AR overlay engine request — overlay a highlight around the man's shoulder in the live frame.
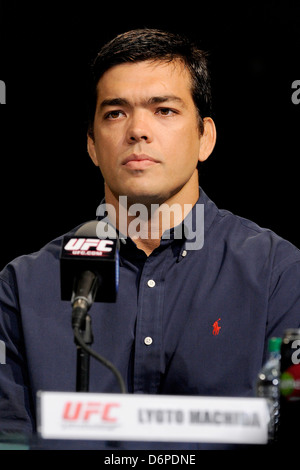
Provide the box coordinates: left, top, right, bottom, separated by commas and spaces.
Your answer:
212, 206, 300, 269
199, 188, 299, 259
0, 222, 89, 286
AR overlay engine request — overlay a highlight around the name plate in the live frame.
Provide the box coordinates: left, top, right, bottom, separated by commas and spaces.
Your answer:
37, 392, 269, 444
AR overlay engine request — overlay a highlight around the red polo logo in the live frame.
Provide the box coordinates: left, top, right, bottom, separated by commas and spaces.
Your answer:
212, 318, 221, 336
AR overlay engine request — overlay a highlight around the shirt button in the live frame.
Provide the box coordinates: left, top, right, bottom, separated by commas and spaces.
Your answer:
144, 336, 153, 346
147, 279, 156, 288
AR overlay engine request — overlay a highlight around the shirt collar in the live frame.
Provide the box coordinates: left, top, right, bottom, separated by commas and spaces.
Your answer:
158, 186, 219, 259
96, 186, 219, 261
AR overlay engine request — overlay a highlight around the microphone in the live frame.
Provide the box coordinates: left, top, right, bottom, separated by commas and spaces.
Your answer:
60, 220, 126, 394
60, 220, 119, 327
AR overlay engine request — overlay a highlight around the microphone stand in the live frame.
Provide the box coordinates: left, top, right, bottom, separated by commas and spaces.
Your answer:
75, 314, 93, 392
71, 275, 127, 394
71, 271, 98, 393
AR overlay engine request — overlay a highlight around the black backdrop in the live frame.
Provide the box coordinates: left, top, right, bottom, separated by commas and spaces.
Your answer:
0, 2, 299, 270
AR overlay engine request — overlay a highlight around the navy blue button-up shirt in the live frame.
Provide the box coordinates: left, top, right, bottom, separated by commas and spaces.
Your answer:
0, 187, 300, 449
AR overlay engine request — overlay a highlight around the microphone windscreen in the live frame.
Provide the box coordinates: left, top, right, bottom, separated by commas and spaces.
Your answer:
75, 220, 99, 237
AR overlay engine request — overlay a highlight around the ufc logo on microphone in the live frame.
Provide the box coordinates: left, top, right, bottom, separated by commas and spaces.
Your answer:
64, 238, 114, 253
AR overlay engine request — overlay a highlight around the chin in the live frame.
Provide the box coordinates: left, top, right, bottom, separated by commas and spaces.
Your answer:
126, 192, 163, 207
118, 181, 160, 202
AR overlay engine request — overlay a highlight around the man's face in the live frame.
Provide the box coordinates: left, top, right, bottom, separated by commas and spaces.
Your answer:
88, 60, 207, 206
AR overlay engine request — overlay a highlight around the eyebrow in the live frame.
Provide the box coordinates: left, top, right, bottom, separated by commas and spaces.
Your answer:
99, 95, 186, 109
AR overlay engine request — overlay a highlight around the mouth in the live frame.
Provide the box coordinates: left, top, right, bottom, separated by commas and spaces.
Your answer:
122, 153, 160, 170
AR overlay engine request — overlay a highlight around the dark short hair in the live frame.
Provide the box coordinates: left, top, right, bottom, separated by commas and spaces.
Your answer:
87, 28, 212, 138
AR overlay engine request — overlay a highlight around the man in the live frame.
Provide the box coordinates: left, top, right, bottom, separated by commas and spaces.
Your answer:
0, 29, 299, 450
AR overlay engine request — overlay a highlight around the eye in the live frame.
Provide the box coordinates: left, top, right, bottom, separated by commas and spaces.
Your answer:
104, 110, 125, 120
156, 108, 177, 116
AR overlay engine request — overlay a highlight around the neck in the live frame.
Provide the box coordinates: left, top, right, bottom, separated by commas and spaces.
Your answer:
104, 172, 199, 256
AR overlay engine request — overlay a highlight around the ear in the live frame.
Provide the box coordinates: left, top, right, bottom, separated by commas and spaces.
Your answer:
198, 117, 217, 163
87, 133, 99, 167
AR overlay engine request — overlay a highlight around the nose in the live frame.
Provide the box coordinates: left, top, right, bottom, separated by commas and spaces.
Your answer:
126, 111, 153, 144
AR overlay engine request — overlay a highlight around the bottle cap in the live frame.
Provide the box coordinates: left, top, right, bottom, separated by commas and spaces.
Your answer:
268, 337, 282, 352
